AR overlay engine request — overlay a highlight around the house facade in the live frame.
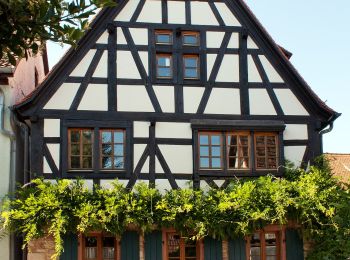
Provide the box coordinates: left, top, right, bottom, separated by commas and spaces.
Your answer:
0, 54, 48, 260
13, 0, 338, 259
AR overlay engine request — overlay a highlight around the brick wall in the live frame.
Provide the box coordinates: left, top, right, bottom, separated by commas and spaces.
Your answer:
28, 235, 56, 260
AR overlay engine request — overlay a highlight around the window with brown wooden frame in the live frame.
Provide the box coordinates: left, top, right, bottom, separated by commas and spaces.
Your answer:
165, 232, 199, 260
254, 133, 278, 170
156, 54, 173, 78
80, 233, 118, 260
183, 55, 200, 79
246, 230, 282, 260
227, 132, 250, 170
155, 30, 173, 45
100, 130, 125, 170
68, 128, 93, 170
182, 31, 200, 46
198, 132, 223, 169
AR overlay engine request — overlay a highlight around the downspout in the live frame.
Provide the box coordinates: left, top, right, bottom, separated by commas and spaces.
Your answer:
319, 114, 338, 154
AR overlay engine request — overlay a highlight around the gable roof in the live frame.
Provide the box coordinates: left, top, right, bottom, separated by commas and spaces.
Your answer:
13, 0, 340, 128
325, 153, 350, 184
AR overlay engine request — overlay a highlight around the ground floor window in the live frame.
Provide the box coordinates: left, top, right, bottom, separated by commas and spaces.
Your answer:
164, 231, 200, 260
81, 233, 117, 260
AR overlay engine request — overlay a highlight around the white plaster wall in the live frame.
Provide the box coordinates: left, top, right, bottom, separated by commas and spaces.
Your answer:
274, 89, 309, 115
130, 28, 148, 45
134, 121, 150, 138
153, 86, 174, 113
168, 1, 186, 24
259, 55, 284, 83
115, 0, 140, 21
227, 33, 239, 48
117, 27, 127, 44
183, 87, 205, 114
213, 180, 225, 188
248, 55, 262, 82
93, 51, 108, 78
155, 179, 172, 194
117, 51, 141, 79
214, 2, 241, 26
207, 54, 217, 80
155, 157, 164, 173
199, 180, 211, 193
137, 0, 162, 23
284, 146, 306, 167
191, 1, 218, 25
43, 83, 80, 110
247, 36, 259, 49
117, 85, 154, 112
206, 31, 225, 48
139, 51, 149, 75
47, 144, 60, 170
43, 157, 52, 174
78, 84, 108, 111
155, 122, 192, 139
249, 89, 276, 115
205, 88, 240, 114
70, 50, 95, 77
134, 144, 147, 170
176, 180, 192, 189
158, 145, 193, 174
216, 54, 240, 82
44, 119, 60, 137
97, 31, 109, 44
141, 157, 149, 173
284, 124, 308, 140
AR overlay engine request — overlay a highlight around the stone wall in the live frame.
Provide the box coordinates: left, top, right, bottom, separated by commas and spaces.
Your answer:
28, 235, 56, 260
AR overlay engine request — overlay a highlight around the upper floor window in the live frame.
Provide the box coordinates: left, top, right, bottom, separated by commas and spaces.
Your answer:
156, 54, 173, 78
100, 130, 125, 170
182, 31, 200, 46
155, 30, 173, 45
183, 55, 200, 79
247, 231, 281, 260
227, 132, 250, 170
255, 133, 278, 169
199, 132, 222, 169
68, 129, 93, 170
165, 232, 199, 260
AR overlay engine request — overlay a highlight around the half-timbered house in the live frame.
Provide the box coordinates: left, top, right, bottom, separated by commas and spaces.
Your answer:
13, 0, 339, 259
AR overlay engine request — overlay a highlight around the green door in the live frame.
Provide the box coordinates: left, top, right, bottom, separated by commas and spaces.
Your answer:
228, 238, 246, 260
60, 233, 78, 260
145, 231, 162, 260
286, 229, 304, 260
204, 237, 223, 260
121, 231, 140, 260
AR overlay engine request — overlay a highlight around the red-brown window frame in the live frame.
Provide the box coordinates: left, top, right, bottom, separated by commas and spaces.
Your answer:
78, 232, 118, 260
226, 131, 250, 170
182, 31, 200, 46
100, 129, 126, 170
156, 53, 173, 79
254, 132, 279, 170
183, 54, 200, 79
68, 128, 94, 170
155, 30, 173, 45
198, 132, 223, 170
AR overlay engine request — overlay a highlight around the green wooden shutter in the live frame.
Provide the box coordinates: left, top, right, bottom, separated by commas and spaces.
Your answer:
204, 237, 222, 260
145, 231, 162, 260
286, 229, 304, 260
228, 237, 246, 260
121, 231, 140, 260
60, 233, 78, 260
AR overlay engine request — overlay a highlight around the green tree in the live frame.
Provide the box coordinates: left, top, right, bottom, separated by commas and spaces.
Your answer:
0, 0, 115, 65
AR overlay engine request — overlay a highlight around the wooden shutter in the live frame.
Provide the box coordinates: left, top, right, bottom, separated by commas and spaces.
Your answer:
121, 231, 140, 260
204, 237, 223, 260
228, 237, 246, 260
60, 233, 78, 260
286, 229, 304, 260
145, 231, 162, 260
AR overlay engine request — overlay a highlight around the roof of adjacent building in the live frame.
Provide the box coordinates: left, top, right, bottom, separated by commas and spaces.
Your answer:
325, 153, 350, 183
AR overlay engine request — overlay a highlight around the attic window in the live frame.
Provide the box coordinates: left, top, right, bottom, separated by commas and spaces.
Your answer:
182, 31, 200, 46
155, 30, 173, 45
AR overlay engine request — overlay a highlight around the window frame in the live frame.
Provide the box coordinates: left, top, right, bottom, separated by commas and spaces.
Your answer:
156, 53, 173, 79
182, 31, 200, 46
62, 120, 132, 179
183, 54, 200, 80
68, 128, 94, 170
254, 132, 279, 170
100, 129, 126, 171
226, 131, 251, 170
155, 30, 173, 45
78, 232, 118, 260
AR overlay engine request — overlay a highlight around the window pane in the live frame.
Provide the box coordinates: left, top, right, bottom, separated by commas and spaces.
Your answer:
184, 68, 198, 78
158, 56, 171, 66
83, 144, 92, 156
211, 135, 221, 145
242, 146, 249, 157
158, 67, 171, 77
101, 131, 112, 143
156, 34, 172, 44
71, 157, 80, 168
239, 136, 248, 146
102, 157, 112, 169
266, 256, 277, 260
256, 147, 265, 156
183, 35, 198, 45
211, 158, 221, 168
256, 136, 265, 146
267, 158, 277, 168
200, 158, 209, 168
114, 131, 124, 143
114, 157, 124, 169
114, 144, 124, 156
240, 158, 249, 169
103, 237, 115, 260
256, 158, 266, 169
212, 146, 221, 157
199, 135, 209, 145
228, 146, 238, 157
71, 144, 80, 155
200, 146, 209, 156
167, 234, 180, 257
184, 57, 197, 67
85, 236, 97, 260
71, 131, 80, 142
83, 157, 92, 168
228, 135, 237, 145
228, 157, 238, 168
82, 130, 92, 143
102, 144, 112, 156
267, 136, 276, 145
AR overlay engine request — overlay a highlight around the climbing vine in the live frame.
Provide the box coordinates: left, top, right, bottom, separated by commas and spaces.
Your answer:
1, 159, 349, 259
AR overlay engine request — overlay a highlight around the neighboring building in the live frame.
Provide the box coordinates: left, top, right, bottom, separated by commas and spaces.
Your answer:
0, 54, 48, 259
325, 153, 350, 184
13, 0, 339, 259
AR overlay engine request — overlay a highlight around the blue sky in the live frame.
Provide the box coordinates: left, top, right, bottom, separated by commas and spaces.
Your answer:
47, 0, 349, 153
